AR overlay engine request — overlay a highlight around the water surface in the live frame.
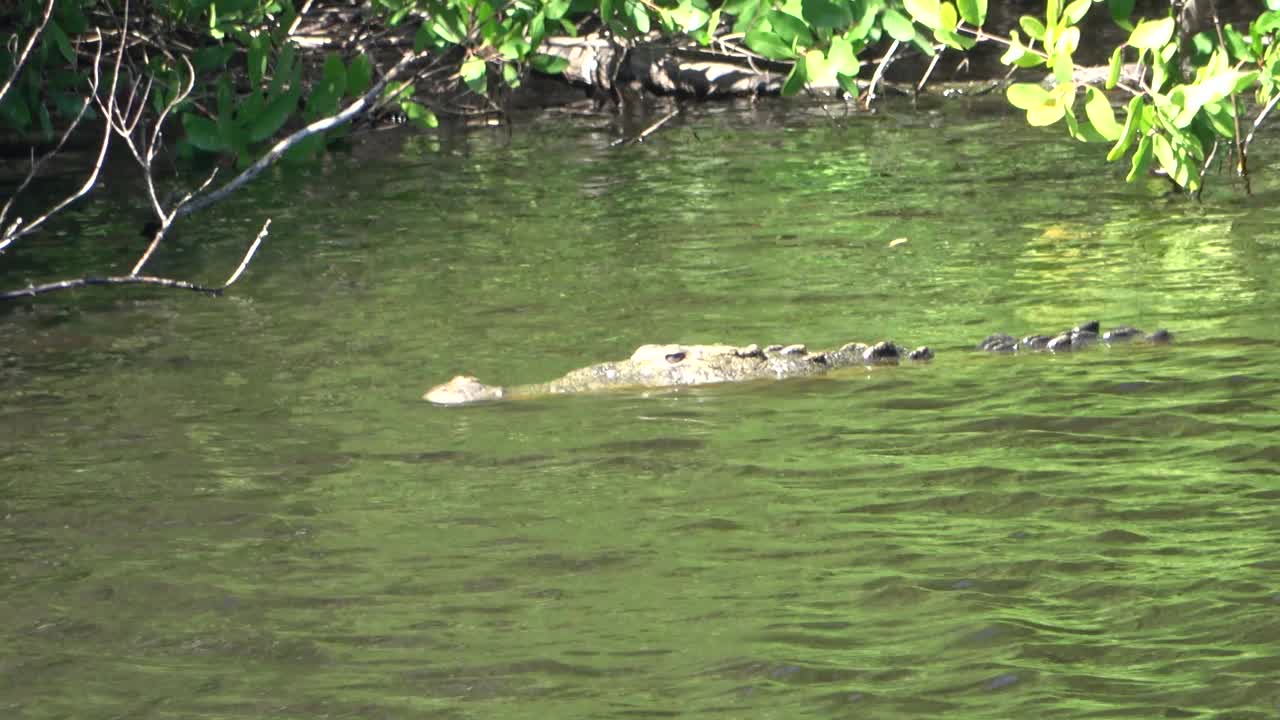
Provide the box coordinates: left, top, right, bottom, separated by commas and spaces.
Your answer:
4, 97, 1280, 719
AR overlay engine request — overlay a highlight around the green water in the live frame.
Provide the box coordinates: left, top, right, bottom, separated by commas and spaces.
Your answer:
4, 98, 1280, 719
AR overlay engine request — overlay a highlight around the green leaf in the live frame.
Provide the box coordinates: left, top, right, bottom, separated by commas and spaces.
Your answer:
1108, 0, 1134, 25
247, 87, 299, 142
1051, 49, 1073, 86
804, 48, 835, 86
744, 29, 797, 59
627, 0, 650, 32
347, 54, 373, 95
904, 0, 941, 30
401, 100, 439, 129
939, 1, 957, 31
1108, 95, 1145, 161
1151, 132, 1177, 177
182, 113, 227, 152
269, 44, 297, 98
1125, 133, 1153, 181
1084, 87, 1121, 140
1007, 83, 1050, 110
194, 45, 236, 73
1128, 17, 1174, 50
461, 57, 487, 94
1019, 15, 1046, 41
848, 0, 880, 39
529, 54, 570, 74
781, 58, 808, 96
545, 0, 572, 20
323, 53, 347, 95
934, 27, 974, 51
827, 35, 860, 76
414, 23, 437, 52
882, 9, 917, 41
838, 74, 859, 96
46, 21, 75, 64
1106, 45, 1123, 88
1201, 101, 1235, 138
1027, 96, 1066, 126
247, 37, 268, 86
671, 1, 712, 33
956, 0, 986, 26
766, 10, 816, 46
802, 0, 853, 29
1222, 24, 1254, 62
1256, 10, 1280, 34
1056, 26, 1080, 55
503, 62, 520, 88
1062, 0, 1090, 25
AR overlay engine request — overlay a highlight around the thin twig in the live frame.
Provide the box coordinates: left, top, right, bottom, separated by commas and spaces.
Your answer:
917, 47, 944, 93
1207, 0, 1248, 193
610, 109, 679, 147
0, 34, 115, 252
0, 275, 229, 300
1244, 90, 1280, 150
1196, 138, 1219, 200
863, 39, 899, 109
222, 220, 270, 287
0, 0, 56, 107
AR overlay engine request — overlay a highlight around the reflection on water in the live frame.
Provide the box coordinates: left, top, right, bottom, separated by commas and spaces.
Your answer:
4, 97, 1280, 719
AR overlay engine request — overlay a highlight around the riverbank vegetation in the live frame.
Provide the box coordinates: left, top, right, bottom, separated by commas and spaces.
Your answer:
3, 0, 1280, 298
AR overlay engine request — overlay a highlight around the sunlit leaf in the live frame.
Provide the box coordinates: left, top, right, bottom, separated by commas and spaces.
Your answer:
882, 9, 917, 41
939, 1, 957, 31
1019, 15, 1046, 41
1085, 86, 1122, 140
1000, 29, 1026, 65
1007, 82, 1050, 110
827, 35, 860, 77
1106, 45, 1124, 88
1062, 0, 1090, 25
1026, 97, 1066, 126
1128, 17, 1174, 50
904, 0, 941, 30
401, 100, 439, 129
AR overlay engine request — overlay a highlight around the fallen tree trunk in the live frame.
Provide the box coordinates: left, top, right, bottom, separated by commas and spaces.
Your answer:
537, 34, 804, 97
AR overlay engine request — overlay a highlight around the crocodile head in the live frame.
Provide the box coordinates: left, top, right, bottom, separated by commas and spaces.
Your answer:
424, 375, 505, 405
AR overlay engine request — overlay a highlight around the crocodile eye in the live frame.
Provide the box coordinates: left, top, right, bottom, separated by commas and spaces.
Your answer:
665, 352, 686, 363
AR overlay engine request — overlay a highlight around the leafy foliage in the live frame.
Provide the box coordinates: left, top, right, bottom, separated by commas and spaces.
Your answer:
4, 0, 1280, 192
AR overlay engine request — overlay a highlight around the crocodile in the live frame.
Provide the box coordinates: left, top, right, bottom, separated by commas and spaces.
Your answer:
424, 340, 933, 405
979, 320, 1173, 353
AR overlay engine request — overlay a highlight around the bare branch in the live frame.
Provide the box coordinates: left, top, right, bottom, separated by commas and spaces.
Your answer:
610, 109, 679, 147
223, 219, 271, 288
863, 39, 900, 110
0, 37, 114, 252
1, 275, 229, 300
173, 49, 431, 221
0, 0, 56, 107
